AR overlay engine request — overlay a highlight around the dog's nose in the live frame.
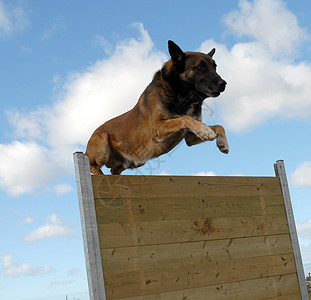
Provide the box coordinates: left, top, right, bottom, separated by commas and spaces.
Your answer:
218, 80, 227, 92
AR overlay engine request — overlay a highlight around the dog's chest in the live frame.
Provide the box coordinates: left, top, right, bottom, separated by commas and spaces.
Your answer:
166, 99, 202, 120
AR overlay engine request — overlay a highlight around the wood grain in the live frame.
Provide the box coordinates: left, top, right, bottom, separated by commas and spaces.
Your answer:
121, 273, 300, 300
104, 253, 297, 299
101, 234, 293, 273
95, 195, 285, 224
87, 174, 302, 299
97, 215, 289, 248
92, 175, 282, 199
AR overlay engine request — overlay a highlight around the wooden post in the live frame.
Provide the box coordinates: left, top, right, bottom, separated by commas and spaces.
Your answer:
73, 152, 106, 300
274, 160, 308, 300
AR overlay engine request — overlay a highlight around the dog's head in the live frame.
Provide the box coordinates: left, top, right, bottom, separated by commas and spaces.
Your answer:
167, 40, 227, 98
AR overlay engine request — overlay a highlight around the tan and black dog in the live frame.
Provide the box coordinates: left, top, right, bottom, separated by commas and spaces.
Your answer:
85, 40, 229, 175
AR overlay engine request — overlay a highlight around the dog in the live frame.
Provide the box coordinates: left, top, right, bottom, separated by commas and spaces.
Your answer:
85, 40, 229, 175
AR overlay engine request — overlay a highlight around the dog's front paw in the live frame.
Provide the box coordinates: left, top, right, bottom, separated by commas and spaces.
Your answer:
217, 135, 229, 154
193, 124, 217, 141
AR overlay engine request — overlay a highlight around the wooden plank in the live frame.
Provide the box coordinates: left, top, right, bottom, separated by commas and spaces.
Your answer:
73, 152, 107, 300
124, 293, 302, 300
263, 293, 301, 300
95, 195, 286, 224
101, 234, 293, 274
121, 273, 300, 300
92, 175, 282, 199
98, 215, 289, 248
104, 253, 297, 299
274, 160, 309, 300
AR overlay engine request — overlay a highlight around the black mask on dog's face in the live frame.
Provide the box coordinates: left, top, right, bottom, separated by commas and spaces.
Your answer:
192, 49, 227, 98
168, 40, 227, 98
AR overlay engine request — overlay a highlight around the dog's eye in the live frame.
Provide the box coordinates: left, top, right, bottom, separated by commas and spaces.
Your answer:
196, 63, 206, 71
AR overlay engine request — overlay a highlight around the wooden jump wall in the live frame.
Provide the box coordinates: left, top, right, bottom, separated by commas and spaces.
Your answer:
74, 152, 308, 300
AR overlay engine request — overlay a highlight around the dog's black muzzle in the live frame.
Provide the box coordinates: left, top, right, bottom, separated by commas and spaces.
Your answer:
195, 75, 227, 97
217, 79, 227, 92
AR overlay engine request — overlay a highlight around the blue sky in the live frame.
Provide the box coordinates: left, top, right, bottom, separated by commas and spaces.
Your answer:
1, 0, 311, 299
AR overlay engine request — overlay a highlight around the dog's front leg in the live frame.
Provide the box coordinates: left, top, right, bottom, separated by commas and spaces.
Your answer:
186, 124, 229, 154
153, 116, 217, 142
209, 125, 229, 154
185, 132, 205, 146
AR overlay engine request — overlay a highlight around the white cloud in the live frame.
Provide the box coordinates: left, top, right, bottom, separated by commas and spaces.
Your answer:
1, 254, 51, 277
157, 171, 171, 176
298, 219, 311, 240
290, 162, 311, 187
54, 183, 74, 196
23, 214, 74, 242
0, 0, 28, 37
41, 19, 65, 40
0, 1, 11, 34
7, 108, 50, 141
223, 0, 307, 57
200, 0, 311, 132
50, 279, 74, 288
0, 142, 58, 196
92, 34, 113, 55
193, 171, 216, 176
67, 268, 82, 277
22, 217, 34, 224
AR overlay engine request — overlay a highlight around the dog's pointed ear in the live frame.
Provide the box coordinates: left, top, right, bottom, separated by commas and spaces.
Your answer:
168, 40, 186, 64
207, 48, 216, 57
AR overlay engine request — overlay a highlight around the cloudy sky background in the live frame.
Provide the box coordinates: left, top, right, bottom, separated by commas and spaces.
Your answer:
0, 0, 311, 299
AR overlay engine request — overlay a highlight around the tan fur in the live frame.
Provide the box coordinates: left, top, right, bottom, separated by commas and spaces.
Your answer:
85, 41, 229, 175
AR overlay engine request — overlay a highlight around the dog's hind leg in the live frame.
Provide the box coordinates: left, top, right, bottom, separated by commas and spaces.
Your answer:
85, 132, 111, 175
111, 166, 125, 175
90, 163, 103, 175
